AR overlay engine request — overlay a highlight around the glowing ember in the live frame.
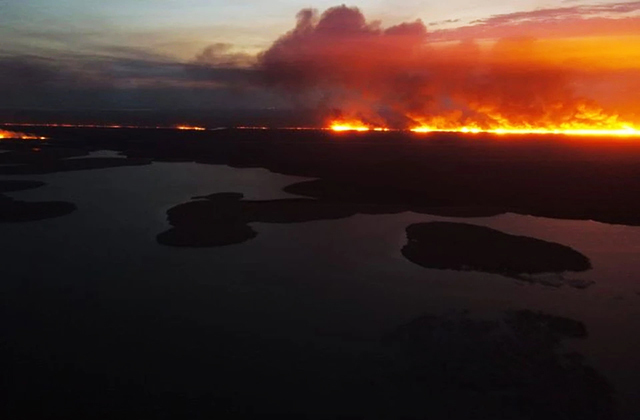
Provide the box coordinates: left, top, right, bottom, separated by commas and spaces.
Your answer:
3, 123, 211, 131
329, 111, 640, 137
4, 121, 640, 138
403, 103, 640, 136
0, 129, 46, 140
329, 120, 390, 132
409, 124, 640, 137
330, 124, 370, 132
175, 125, 206, 131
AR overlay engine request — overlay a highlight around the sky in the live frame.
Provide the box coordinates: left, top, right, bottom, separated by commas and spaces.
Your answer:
2, 1, 633, 59
1, 0, 639, 127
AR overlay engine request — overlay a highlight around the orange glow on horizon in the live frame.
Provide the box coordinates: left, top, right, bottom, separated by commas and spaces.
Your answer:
326, 118, 640, 137
2, 123, 213, 131
0, 129, 46, 140
407, 107, 640, 137
329, 120, 391, 132
328, 117, 640, 137
327, 98, 640, 138
175, 125, 206, 131
408, 125, 640, 137
4, 121, 640, 138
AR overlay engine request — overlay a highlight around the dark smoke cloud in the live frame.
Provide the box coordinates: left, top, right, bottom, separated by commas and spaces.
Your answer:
260, 6, 427, 87
2, 4, 638, 126
0, 50, 264, 110
258, 5, 430, 126
258, 5, 640, 128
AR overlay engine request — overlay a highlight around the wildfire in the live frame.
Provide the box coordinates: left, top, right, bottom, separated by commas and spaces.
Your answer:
409, 125, 640, 137
329, 120, 390, 132
404, 103, 640, 137
328, 112, 640, 137
3, 123, 211, 131
175, 125, 206, 131
0, 129, 46, 140
330, 124, 370, 132
4, 120, 640, 138
408, 117, 640, 137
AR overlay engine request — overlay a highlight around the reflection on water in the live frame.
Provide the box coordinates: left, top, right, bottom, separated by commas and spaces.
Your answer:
65, 150, 126, 159
1, 160, 640, 418
382, 310, 614, 419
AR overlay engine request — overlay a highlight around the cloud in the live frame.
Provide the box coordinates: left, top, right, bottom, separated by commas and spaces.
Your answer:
194, 43, 256, 68
428, 19, 461, 27
259, 6, 427, 87
0, 55, 62, 89
470, 1, 640, 26
0, 49, 263, 110
431, 1, 640, 41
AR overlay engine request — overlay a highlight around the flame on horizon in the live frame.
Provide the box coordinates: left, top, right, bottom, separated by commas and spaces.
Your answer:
175, 125, 206, 131
328, 118, 640, 136
262, 6, 640, 138
327, 100, 640, 136
0, 129, 46, 140
329, 119, 390, 132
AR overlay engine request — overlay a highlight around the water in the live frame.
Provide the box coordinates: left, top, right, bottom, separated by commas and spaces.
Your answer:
2, 160, 639, 418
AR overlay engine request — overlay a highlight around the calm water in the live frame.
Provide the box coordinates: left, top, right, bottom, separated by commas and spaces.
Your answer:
2, 156, 640, 418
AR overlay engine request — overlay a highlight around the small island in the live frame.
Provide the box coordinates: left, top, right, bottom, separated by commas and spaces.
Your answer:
402, 222, 591, 283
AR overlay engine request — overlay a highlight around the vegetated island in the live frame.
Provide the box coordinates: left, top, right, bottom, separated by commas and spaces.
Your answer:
402, 221, 592, 287
0, 180, 76, 222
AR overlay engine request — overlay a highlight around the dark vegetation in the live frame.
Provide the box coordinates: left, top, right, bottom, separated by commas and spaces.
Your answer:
401, 222, 592, 285
0, 141, 150, 175
0, 179, 76, 222
3, 126, 639, 225
0, 137, 148, 221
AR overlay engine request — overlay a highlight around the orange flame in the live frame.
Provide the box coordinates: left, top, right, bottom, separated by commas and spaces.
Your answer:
329, 120, 390, 132
407, 107, 640, 137
329, 103, 640, 137
0, 129, 46, 140
409, 125, 640, 137
2, 123, 211, 131
327, 120, 640, 137
175, 125, 206, 131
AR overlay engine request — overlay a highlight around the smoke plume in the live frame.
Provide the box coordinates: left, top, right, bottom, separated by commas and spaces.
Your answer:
258, 5, 640, 129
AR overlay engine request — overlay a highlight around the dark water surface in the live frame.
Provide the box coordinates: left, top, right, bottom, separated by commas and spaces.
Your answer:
2, 155, 640, 419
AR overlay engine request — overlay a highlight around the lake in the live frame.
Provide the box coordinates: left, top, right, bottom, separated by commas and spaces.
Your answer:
2, 145, 640, 419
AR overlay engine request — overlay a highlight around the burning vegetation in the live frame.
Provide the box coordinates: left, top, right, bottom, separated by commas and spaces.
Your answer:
0, 129, 45, 140
260, 5, 640, 136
